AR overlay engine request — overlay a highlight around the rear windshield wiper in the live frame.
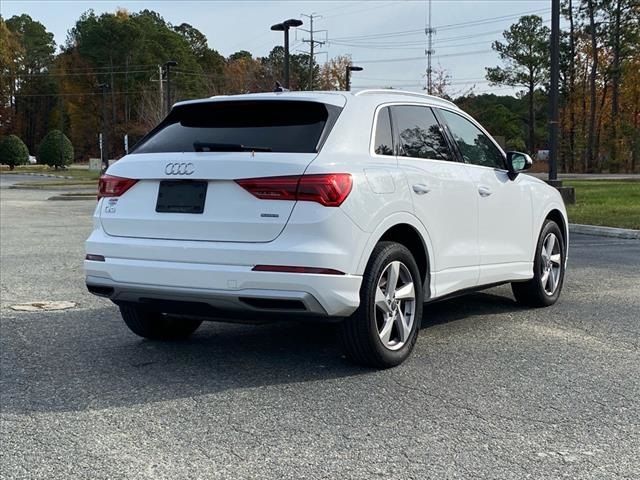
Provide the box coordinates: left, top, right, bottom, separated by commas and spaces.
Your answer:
193, 142, 272, 152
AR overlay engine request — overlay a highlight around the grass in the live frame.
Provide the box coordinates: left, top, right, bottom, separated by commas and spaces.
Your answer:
0, 165, 100, 181
565, 180, 640, 230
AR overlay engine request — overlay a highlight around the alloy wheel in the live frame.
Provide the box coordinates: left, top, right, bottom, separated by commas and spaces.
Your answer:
540, 232, 562, 296
375, 261, 417, 351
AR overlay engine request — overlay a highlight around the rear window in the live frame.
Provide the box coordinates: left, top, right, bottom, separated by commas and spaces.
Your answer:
133, 100, 341, 154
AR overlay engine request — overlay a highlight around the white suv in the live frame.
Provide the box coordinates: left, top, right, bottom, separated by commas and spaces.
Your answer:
85, 90, 568, 368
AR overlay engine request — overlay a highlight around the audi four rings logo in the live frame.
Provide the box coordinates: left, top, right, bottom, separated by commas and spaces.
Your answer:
165, 162, 195, 175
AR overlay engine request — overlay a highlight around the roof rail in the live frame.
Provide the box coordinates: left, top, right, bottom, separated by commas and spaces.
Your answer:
353, 89, 458, 108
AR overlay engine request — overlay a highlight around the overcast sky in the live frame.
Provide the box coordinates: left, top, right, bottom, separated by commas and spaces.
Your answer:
1, 0, 553, 96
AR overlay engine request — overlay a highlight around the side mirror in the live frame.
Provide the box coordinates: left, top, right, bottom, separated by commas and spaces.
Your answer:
506, 151, 533, 180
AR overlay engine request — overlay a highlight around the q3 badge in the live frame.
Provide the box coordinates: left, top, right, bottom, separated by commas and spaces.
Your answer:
104, 198, 118, 214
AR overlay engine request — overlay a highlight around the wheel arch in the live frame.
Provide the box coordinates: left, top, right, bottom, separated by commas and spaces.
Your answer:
357, 213, 434, 299
533, 203, 569, 266
546, 208, 568, 246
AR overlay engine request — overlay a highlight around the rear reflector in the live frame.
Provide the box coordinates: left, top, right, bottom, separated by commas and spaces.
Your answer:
252, 265, 345, 275
236, 173, 352, 207
98, 175, 138, 200
85, 254, 105, 262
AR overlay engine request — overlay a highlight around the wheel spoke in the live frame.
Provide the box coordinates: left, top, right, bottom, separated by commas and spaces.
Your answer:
550, 253, 562, 265
375, 287, 391, 314
541, 248, 549, 261
379, 316, 394, 345
549, 267, 558, 292
541, 269, 550, 289
394, 282, 415, 301
395, 309, 412, 343
386, 262, 401, 297
546, 234, 556, 255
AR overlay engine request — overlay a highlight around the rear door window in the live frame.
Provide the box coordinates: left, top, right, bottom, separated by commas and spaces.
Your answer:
392, 105, 453, 161
133, 100, 341, 154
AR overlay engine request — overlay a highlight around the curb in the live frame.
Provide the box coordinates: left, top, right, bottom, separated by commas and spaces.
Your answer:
4, 172, 75, 179
47, 193, 96, 201
569, 223, 640, 240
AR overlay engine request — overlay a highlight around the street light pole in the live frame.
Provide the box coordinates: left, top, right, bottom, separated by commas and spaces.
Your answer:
549, 0, 560, 182
164, 60, 177, 114
284, 27, 291, 89
271, 19, 303, 89
98, 83, 110, 172
345, 65, 363, 91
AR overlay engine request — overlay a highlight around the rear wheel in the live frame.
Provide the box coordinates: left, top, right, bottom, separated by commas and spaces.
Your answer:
340, 242, 424, 368
119, 303, 202, 340
512, 219, 565, 307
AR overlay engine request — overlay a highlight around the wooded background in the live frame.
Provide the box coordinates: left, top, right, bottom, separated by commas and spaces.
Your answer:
1, 1, 638, 172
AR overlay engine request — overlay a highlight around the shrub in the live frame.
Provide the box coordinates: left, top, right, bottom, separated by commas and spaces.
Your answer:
0, 135, 29, 170
37, 130, 73, 169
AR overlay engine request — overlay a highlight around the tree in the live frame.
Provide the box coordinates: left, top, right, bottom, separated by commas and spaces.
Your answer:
260, 46, 315, 90
318, 55, 352, 90
454, 93, 528, 151
5, 14, 56, 152
37, 130, 73, 169
0, 18, 24, 134
430, 64, 452, 99
174, 23, 225, 93
223, 54, 268, 93
486, 15, 550, 154
0, 134, 29, 169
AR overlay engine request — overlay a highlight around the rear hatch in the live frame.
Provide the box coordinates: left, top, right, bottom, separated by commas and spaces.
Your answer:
100, 98, 343, 243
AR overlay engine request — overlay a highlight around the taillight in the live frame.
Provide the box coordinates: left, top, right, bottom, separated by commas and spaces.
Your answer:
235, 173, 352, 207
98, 175, 138, 200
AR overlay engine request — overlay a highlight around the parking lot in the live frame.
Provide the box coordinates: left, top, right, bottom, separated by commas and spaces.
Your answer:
1, 182, 639, 479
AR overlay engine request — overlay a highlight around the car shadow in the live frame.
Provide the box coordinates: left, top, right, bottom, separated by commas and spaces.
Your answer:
2, 289, 523, 415
421, 290, 523, 328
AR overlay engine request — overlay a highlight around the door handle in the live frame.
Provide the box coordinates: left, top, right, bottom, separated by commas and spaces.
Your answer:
478, 186, 492, 197
412, 184, 431, 195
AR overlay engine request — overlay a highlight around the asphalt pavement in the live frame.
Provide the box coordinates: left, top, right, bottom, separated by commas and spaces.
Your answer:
1, 184, 639, 479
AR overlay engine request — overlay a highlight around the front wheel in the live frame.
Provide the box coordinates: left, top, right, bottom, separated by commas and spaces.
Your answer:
512, 219, 566, 307
340, 242, 424, 368
119, 303, 202, 340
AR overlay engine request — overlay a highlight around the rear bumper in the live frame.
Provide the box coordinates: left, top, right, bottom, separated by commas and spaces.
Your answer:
85, 258, 362, 317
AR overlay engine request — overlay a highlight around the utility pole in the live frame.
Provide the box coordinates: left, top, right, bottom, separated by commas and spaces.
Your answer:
164, 60, 177, 114
549, 0, 560, 182
301, 13, 326, 91
425, 0, 435, 94
98, 83, 110, 172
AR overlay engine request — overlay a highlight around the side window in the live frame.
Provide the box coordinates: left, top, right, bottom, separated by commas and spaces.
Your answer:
374, 107, 394, 155
392, 105, 452, 161
438, 109, 505, 169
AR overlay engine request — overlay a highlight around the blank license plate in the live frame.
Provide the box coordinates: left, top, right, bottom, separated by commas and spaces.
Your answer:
156, 180, 207, 214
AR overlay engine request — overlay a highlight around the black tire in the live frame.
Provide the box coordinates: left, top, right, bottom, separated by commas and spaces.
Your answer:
512, 219, 566, 307
340, 241, 424, 368
119, 303, 202, 340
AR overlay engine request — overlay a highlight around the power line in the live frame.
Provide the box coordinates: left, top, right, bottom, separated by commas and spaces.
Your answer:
328, 7, 551, 42
327, 20, 550, 50
12, 90, 149, 97
353, 49, 493, 64
322, 1, 398, 20
0, 68, 158, 78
